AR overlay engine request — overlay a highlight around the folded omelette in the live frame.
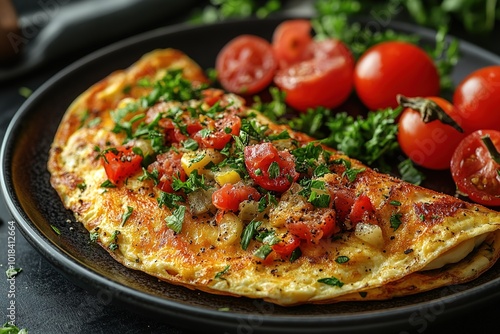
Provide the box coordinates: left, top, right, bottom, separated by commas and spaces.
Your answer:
48, 49, 500, 306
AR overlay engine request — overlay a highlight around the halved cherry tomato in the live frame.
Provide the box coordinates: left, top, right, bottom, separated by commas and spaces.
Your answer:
274, 38, 354, 112
147, 150, 186, 193
216, 35, 277, 95
102, 147, 143, 184
272, 19, 313, 69
212, 183, 261, 211
453, 66, 500, 133
332, 189, 356, 223
451, 130, 500, 206
398, 96, 466, 170
354, 41, 440, 111
193, 113, 241, 150
272, 235, 301, 257
244, 143, 299, 192
349, 194, 375, 225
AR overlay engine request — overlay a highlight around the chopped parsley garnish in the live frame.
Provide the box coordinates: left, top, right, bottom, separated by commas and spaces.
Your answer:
258, 193, 278, 212
100, 180, 116, 188
289, 247, 302, 262
299, 179, 331, 208
166, 205, 186, 234
90, 230, 99, 243
240, 220, 262, 250
109, 230, 121, 251
120, 206, 134, 227
172, 170, 208, 194
157, 191, 184, 210
318, 276, 344, 287
390, 213, 403, 231
50, 225, 61, 235
267, 161, 280, 179
390, 200, 402, 206
215, 265, 230, 280
0, 322, 28, 334
138, 168, 159, 185
253, 244, 273, 259
5, 267, 22, 279
183, 138, 199, 151
335, 256, 350, 264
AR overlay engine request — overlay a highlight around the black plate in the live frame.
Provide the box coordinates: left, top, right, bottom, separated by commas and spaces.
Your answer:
2, 18, 500, 334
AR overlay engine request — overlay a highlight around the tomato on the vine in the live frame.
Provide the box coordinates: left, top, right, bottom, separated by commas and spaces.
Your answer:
354, 41, 440, 111
274, 38, 355, 112
451, 130, 500, 207
215, 35, 277, 95
101, 147, 143, 185
397, 96, 466, 170
244, 142, 299, 192
272, 19, 313, 69
453, 65, 500, 134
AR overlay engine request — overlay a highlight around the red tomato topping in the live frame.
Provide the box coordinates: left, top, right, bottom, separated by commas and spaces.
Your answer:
286, 209, 336, 244
102, 147, 143, 185
451, 130, 500, 206
332, 189, 356, 223
244, 143, 299, 192
349, 194, 375, 225
274, 38, 354, 112
453, 65, 500, 133
398, 96, 466, 170
216, 35, 278, 95
272, 235, 301, 257
354, 41, 440, 110
212, 183, 261, 211
272, 19, 313, 69
194, 113, 241, 150
147, 150, 186, 193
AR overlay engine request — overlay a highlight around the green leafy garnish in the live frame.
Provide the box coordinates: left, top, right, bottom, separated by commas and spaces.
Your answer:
5, 267, 22, 279
109, 230, 121, 251
390, 212, 403, 231
318, 276, 345, 287
166, 205, 186, 233
120, 206, 134, 227
215, 265, 230, 279
240, 220, 262, 250
335, 256, 350, 264
398, 159, 426, 185
0, 322, 28, 334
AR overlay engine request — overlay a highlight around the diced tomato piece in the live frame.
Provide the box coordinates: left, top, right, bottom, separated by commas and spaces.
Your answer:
332, 189, 356, 223
101, 147, 143, 184
272, 235, 301, 257
244, 143, 299, 192
349, 194, 375, 225
212, 183, 261, 211
194, 113, 241, 150
202, 88, 225, 106
286, 209, 336, 244
147, 150, 186, 193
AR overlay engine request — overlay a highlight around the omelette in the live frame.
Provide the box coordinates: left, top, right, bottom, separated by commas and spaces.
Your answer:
48, 49, 500, 306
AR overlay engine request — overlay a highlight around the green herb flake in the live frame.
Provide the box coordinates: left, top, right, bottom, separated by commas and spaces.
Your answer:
267, 161, 280, 179
90, 231, 99, 243
5, 267, 22, 279
157, 191, 184, 210
18, 86, 32, 98
335, 256, 350, 264
108, 230, 121, 251
165, 205, 186, 234
390, 213, 403, 231
215, 265, 230, 280
359, 291, 368, 298
183, 138, 199, 151
120, 206, 134, 227
289, 247, 302, 262
50, 225, 61, 235
318, 276, 344, 288
390, 200, 402, 206
240, 220, 262, 250
0, 322, 28, 334
100, 180, 116, 188
253, 244, 273, 259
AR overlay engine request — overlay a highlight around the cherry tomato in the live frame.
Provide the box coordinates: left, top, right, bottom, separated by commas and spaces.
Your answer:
216, 35, 277, 95
332, 189, 356, 223
212, 183, 261, 211
453, 66, 500, 133
354, 41, 440, 111
102, 147, 143, 184
244, 143, 299, 192
451, 130, 500, 206
193, 113, 241, 150
147, 150, 186, 193
398, 96, 466, 170
272, 19, 313, 69
272, 235, 301, 257
274, 38, 354, 112
349, 194, 375, 225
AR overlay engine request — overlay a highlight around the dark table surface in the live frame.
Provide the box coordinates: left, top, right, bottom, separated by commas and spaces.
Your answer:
1, 1, 500, 333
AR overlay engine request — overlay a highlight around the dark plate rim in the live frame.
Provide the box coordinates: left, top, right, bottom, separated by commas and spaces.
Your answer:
2, 16, 500, 333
